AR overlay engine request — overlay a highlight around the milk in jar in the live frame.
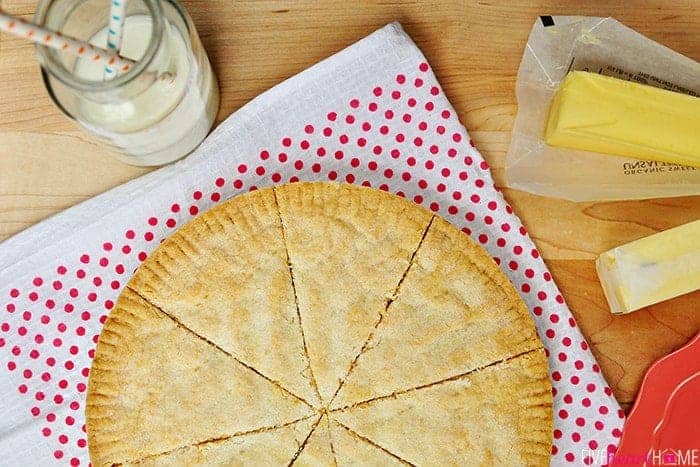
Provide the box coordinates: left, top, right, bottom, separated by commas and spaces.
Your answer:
36, 0, 219, 166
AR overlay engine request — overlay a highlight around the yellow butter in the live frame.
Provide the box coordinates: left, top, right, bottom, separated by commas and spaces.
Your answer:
596, 220, 700, 314
545, 71, 700, 168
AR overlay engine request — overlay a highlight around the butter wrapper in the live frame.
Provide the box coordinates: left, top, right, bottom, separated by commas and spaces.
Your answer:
506, 16, 700, 201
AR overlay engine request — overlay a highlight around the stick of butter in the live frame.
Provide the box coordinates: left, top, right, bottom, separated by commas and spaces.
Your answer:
545, 71, 700, 168
596, 220, 700, 315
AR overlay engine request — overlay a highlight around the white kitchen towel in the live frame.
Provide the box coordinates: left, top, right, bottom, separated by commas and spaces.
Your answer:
0, 22, 623, 466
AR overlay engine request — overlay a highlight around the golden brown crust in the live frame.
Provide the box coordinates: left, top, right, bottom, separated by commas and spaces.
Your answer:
87, 182, 552, 466
332, 349, 553, 466
274, 182, 433, 404
128, 187, 320, 407
329, 420, 407, 466
292, 416, 336, 466
122, 417, 319, 466
86, 288, 314, 466
332, 215, 542, 408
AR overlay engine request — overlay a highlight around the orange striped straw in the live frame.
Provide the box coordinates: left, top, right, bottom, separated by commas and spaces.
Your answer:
0, 8, 136, 73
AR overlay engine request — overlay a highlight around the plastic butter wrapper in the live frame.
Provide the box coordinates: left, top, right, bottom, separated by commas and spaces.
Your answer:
506, 16, 700, 201
596, 220, 700, 315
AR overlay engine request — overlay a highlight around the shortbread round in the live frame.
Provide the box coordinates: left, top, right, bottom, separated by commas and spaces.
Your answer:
86, 182, 552, 466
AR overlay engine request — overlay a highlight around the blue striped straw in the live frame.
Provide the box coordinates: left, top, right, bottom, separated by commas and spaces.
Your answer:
104, 0, 128, 76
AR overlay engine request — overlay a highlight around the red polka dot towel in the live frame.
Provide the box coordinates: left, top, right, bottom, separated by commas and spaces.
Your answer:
0, 22, 623, 466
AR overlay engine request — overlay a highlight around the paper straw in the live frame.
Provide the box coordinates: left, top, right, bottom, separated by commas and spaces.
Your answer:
0, 9, 136, 73
105, 0, 128, 75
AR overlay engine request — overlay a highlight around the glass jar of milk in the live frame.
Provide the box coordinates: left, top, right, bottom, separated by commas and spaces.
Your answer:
34, 0, 219, 166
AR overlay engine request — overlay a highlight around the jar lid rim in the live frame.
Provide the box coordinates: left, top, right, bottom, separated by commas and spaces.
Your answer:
34, 0, 165, 92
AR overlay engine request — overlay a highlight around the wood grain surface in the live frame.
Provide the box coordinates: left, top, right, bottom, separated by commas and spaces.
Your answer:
0, 0, 698, 410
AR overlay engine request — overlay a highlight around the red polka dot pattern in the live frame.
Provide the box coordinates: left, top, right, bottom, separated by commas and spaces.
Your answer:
0, 60, 623, 465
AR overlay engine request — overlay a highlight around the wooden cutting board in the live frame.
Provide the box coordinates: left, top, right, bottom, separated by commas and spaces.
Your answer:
0, 0, 698, 411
